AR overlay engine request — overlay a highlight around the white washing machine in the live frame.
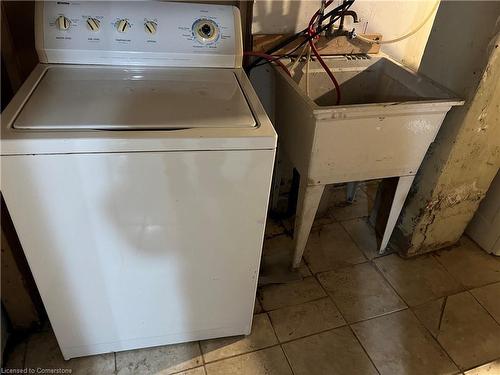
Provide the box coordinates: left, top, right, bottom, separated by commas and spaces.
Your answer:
1, 1, 276, 359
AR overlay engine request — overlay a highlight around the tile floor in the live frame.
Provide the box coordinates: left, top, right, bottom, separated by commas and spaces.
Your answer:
4, 183, 500, 374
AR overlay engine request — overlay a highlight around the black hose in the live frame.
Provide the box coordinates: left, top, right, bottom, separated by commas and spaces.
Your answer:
246, 0, 354, 71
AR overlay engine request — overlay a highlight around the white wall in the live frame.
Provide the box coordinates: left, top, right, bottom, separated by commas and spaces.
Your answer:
252, 0, 439, 70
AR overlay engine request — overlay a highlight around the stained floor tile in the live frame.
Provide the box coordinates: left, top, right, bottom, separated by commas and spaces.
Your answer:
261, 234, 311, 283
465, 359, 500, 374
318, 262, 406, 323
375, 254, 463, 306
116, 341, 202, 375
433, 292, 500, 370
25, 331, 115, 375
282, 326, 378, 375
268, 297, 345, 342
352, 309, 458, 375
470, 282, 500, 323
341, 218, 381, 260
328, 187, 373, 221
304, 222, 367, 274
200, 313, 277, 363
258, 276, 326, 311
434, 237, 500, 288
205, 346, 292, 375
412, 297, 446, 338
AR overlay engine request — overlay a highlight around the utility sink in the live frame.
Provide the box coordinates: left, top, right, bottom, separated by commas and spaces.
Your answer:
272, 54, 463, 267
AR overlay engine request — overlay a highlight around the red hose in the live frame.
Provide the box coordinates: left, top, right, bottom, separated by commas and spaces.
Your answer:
307, 2, 341, 105
243, 51, 291, 77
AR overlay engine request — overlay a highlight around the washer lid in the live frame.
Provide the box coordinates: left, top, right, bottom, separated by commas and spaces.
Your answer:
13, 66, 256, 130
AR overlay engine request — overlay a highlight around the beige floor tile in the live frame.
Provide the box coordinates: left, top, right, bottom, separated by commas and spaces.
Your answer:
268, 297, 345, 342
200, 313, 277, 363
375, 254, 463, 306
341, 218, 381, 260
25, 331, 115, 375
304, 222, 367, 274
261, 235, 311, 281
412, 297, 446, 338
435, 292, 500, 370
317, 262, 406, 322
434, 238, 500, 288
352, 309, 458, 375
282, 326, 378, 375
173, 367, 206, 375
258, 276, 326, 311
5, 341, 26, 369
465, 359, 500, 374
470, 282, 500, 323
205, 346, 292, 375
116, 341, 202, 375
328, 188, 373, 222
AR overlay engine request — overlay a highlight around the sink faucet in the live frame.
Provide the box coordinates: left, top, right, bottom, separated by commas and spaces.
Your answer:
339, 10, 359, 30
326, 0, 359, 37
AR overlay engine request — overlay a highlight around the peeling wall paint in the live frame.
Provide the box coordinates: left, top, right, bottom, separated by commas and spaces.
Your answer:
394, 2, 500, 256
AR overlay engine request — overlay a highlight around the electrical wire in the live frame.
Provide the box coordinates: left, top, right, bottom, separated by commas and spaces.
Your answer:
356, 0, 440, 44
243, 51, 291, 76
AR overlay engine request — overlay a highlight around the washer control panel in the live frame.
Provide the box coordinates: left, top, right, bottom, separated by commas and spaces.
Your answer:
36, 1, 242, 68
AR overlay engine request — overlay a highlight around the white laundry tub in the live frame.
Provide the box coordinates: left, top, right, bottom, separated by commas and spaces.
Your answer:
273, 55, 463, 267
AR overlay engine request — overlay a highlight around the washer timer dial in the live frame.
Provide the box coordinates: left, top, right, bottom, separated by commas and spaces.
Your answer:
192, 19, 219, 44
56, 15, 71, 31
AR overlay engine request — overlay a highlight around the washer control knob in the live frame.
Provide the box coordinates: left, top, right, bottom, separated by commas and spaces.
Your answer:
116, 19, 131, 33
192, 19, 219, 43
144, 20, 157, 35
86, 17, 100, 32
56, 15, 71, 31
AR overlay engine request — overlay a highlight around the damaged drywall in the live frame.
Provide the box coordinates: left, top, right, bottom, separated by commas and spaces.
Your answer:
393, 2, 500, 256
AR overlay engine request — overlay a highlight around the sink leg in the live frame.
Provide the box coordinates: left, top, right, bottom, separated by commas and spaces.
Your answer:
379, 175, 415, 254
292, 182, 325, 268
346, 181, 360, 203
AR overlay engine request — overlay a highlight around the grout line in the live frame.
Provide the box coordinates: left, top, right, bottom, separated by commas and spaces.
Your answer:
198, 341, 206, 366
368, 258, 409, 309
275, 322, 348, 345
261, 295, 329, 314
200, 343, 282, 366
462, 356, 500, 373
408, 302, 462, 372
113, 352, 117, 373
466, 289, 500, 326
279, 344, 296, 375
370, 255, 464, 372
347, 325, 381, 375
467, 279, 500, 292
